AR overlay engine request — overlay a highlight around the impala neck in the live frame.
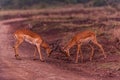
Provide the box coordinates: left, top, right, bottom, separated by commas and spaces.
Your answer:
64, 38, 75, 50
41, 41, 52, 55
41, 41, 50, 49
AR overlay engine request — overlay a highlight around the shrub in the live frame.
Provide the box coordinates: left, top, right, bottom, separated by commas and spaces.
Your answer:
77, 0, 90, 3
93, 0, 107, 6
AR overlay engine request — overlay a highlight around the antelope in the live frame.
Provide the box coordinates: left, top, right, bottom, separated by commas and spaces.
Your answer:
13, 28, 52, 61
62, 30, 107, 63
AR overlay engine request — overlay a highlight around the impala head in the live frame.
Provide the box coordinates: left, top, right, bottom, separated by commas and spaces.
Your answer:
46, 46, 53, 57
28, 24, 33, 29
63, 47, 70, 57
60, 46, 70, 57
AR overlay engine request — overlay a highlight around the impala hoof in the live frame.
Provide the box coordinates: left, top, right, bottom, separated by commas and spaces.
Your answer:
15, 55, 21, 60
33, 58, 37, 60
75, 61, 78, 64
16, 57, 22, 60
40, 59, 45, 62
90, 58, 92, 61
47, 54, 50, 57
104, 55, 107, 59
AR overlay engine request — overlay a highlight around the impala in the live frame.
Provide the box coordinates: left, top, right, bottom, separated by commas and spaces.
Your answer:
13, 29, 52, 61
62, 30, 107, 63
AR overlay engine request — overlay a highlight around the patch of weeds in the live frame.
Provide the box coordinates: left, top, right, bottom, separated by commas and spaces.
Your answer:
97, 62, 120, 71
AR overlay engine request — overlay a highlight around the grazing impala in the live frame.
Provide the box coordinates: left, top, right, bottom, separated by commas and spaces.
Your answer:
62, 30, 107, 63
13, 29, 52, 61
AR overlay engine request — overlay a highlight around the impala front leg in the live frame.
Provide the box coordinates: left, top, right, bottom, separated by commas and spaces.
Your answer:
93, 39, 107, 59
79, 44, 83, 63
89, 44, 94, 61
75, 44, 82, 63
13, 40, 23, 60
36, 45, 44, 62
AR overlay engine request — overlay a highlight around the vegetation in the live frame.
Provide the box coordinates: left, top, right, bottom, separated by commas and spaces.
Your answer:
0, 0, 89, 9
0, 1, 120, 79
0, 0, 120, 9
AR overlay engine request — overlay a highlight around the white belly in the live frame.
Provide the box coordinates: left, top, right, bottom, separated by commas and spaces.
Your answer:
80, 37, 93, 43
24, 35, 37, 45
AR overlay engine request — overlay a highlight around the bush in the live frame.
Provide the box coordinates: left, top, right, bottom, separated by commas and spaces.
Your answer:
77, 0, 90, 3
93, 0, 107, 6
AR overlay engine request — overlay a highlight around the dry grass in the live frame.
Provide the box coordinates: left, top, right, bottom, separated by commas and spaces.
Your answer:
1, 6, 120, 43
112, 27, 120, 40
0, 6, 119, 20
2, 6, 120, 79
97, 62, 120, 70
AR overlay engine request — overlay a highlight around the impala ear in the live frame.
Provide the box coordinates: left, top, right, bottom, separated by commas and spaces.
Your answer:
59, 45, 65, 53
47, 48, 53, 57
28, 24, 33, 29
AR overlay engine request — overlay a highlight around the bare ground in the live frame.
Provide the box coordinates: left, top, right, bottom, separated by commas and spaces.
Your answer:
0, 19, 95, 80
1, 15, 120, 80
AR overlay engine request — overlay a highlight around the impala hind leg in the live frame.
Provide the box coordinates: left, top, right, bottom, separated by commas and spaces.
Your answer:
13, 39, 23, 60
89, 44, 94, 61
36, 44, 44, 62
79, 44, 83, 63
33, 46, 37, 60
92, 38, 107, 59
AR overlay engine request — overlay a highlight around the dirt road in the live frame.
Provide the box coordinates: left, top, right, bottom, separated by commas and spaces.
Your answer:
0, 19, 94, 80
